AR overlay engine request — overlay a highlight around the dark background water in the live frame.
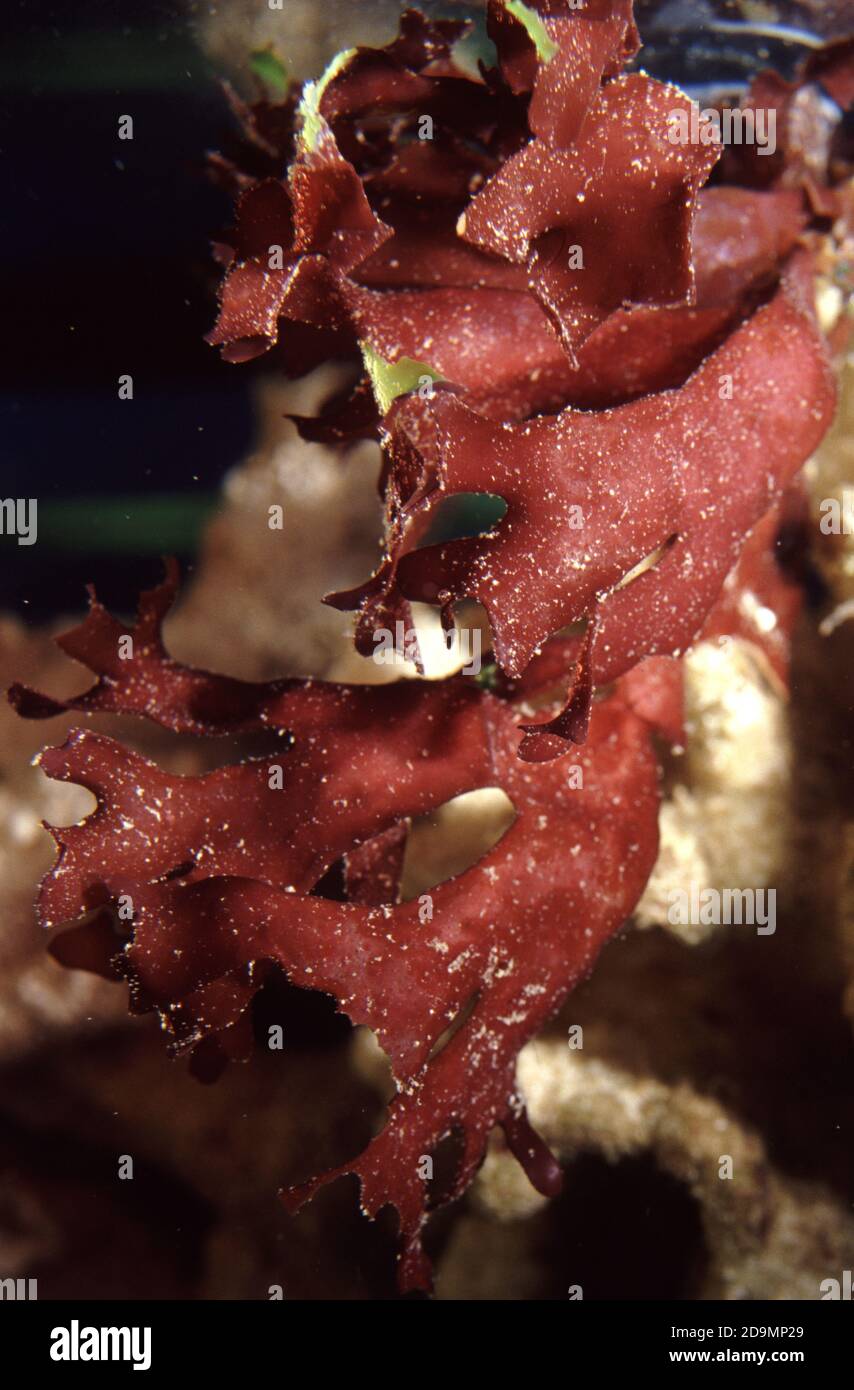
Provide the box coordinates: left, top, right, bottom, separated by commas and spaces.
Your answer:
2, 0, 254, 617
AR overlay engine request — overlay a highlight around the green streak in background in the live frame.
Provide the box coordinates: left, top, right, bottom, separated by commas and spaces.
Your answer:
1, 30, 208, 93
37, 495, 219, 553
37, 491, 504, 554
